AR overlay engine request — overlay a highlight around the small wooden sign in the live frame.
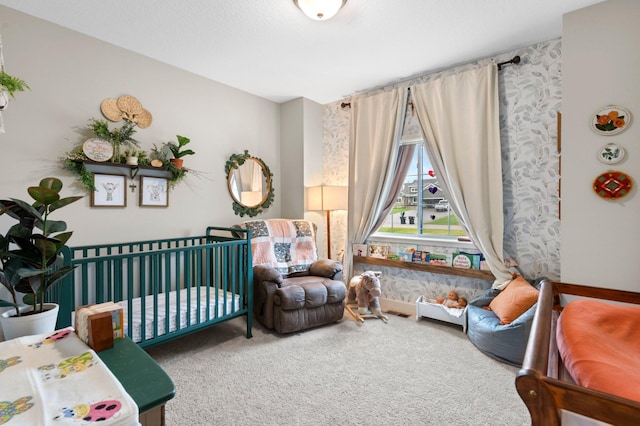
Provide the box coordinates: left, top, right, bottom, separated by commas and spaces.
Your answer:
88, 312, 115, 352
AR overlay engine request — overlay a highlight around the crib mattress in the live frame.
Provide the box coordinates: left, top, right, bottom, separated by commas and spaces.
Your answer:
117, 287, 241, 343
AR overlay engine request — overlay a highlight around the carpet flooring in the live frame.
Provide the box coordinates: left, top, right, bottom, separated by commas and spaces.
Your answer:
145, 312, 530, 425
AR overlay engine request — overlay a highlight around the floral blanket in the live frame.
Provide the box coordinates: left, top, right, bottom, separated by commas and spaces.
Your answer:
237, 219, 318, 274
0, 327, 138, 425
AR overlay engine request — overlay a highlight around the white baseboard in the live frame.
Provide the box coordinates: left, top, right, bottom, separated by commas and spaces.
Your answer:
380, 298, 415, 317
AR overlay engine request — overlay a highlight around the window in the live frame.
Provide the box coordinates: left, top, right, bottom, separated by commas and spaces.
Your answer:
373, 140, 467, 239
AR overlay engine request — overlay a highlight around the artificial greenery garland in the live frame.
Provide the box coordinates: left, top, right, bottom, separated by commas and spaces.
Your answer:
63, 120, 192, 191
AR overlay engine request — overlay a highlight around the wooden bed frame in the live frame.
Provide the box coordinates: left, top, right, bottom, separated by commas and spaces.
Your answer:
516, 279, 640, 425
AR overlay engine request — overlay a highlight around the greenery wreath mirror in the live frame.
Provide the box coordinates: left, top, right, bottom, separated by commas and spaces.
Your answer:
225, 150, 274, 217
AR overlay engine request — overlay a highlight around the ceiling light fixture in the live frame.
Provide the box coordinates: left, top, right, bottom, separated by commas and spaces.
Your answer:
293, 0, 347, 21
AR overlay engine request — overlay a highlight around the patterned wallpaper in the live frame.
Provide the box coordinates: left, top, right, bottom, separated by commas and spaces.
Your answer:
322, 38, 562, 305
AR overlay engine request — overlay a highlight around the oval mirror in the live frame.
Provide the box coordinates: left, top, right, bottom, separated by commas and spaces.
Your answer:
225, 150, 274, 217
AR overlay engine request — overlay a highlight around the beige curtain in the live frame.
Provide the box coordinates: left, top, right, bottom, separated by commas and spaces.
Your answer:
371, 143, 416, 231
346, 87, 408, 280
410, 64, 512, 289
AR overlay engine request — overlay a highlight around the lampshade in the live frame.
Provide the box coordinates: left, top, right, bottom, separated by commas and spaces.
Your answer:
293, 0, 347, 21
307, 186, 347, 211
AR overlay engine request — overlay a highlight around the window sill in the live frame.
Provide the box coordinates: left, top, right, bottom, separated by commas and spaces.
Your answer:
353, 256, 495, 281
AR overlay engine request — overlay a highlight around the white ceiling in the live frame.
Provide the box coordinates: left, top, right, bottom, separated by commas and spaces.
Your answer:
0, 0, 604, 105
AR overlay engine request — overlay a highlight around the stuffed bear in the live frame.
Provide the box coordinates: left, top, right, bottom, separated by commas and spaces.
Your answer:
348, 271, 383, 315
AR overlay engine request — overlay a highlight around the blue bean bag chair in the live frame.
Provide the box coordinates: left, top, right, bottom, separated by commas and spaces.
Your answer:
466, 278, 542, 366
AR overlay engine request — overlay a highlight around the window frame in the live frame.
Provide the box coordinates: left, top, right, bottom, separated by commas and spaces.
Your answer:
369, 139, 468, 246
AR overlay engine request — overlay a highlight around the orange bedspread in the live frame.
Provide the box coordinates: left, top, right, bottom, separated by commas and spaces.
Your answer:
557, 299, 640, 402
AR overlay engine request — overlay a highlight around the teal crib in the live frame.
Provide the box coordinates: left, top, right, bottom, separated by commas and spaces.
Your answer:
48, 226, 252, 348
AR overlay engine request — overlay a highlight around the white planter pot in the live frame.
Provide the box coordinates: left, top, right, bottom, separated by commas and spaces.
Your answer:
126, 156, 138, 165
0, 303, 59, 340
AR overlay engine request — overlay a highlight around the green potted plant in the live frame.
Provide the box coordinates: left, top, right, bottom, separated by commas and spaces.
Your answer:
123, 148, 140, 166
0, 69, 30, 110
0, 177, 82, 339
166, 135, 195, 169
122, 148, 150, 166
90, 119, 139, 163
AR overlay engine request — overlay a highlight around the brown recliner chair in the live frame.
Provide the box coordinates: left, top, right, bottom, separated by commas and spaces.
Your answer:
235, 219, 346, 334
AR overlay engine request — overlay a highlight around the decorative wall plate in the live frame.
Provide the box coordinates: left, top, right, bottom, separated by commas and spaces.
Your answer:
591, 105, 631, 135
593, 170, 633, 200
83, 138, 113, 162
598, 143, 626, 164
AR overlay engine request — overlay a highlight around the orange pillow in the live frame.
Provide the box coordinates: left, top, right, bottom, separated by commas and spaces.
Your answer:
488, 276, 539, 325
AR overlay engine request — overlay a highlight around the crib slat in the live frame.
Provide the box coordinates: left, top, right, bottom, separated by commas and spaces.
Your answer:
164, 249, 172, 337
139, 253, 147, 343
213, 245, 220, 317
174, 249, 182, 332
203, 246, 210, 321
185, 250, 192, 329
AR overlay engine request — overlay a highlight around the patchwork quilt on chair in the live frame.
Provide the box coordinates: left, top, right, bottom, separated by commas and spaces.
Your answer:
237, 219, 318, 274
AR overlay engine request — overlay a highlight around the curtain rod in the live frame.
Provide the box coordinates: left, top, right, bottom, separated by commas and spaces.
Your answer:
341, 55, 522, 109
497, 55, 521, 70
342, 100, 415, 110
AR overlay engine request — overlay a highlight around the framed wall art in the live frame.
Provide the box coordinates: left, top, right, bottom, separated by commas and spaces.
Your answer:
91, 173, 126, 207
140, 176, 169, 207
591, 105, 631, 135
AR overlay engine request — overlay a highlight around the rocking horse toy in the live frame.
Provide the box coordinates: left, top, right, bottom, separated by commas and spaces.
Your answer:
346, 271, 389, 323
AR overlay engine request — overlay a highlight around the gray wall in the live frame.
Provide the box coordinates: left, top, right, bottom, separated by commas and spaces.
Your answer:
279, 97, 323, 220
561, 0, 640, 290
0, 6, 282, 246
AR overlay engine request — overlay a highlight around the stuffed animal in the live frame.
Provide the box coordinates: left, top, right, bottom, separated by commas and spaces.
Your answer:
348, 271, 383, 315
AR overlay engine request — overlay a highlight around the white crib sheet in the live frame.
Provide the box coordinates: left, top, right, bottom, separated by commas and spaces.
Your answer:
117, 287, 240, 343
